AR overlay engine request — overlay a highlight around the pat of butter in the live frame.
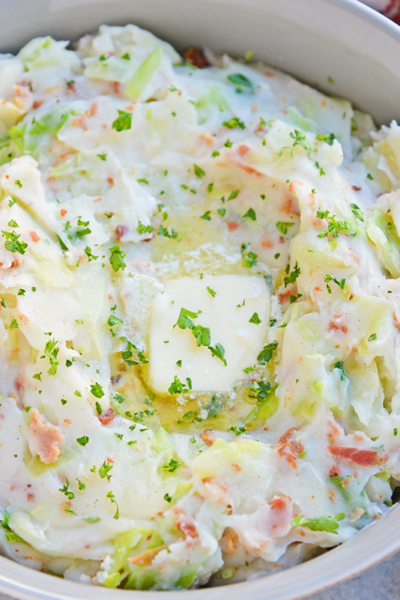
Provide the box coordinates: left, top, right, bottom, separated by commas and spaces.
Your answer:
148, 275, 270, 393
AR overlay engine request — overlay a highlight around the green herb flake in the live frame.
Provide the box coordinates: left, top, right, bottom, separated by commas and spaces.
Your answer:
276, 221, 294, 235
90, 383, 105, 398
222, 117, 245, 129
109, 245, 126, 272
112, 109, 132, 132
76, 436, 89, 446
243, 208, 256, 221
194, 164, 206, 178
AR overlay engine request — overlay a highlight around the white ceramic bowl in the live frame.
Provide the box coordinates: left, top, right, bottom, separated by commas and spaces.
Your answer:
1, 0, 400, 598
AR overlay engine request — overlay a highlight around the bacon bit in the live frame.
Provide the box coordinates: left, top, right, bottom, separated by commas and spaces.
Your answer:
236, 163, 262, 177
98, 407, 115, 426
279, 236, 285, 244
63, 419, 71, 426
29, 409, 63, 464
261, 239, 272, 248
275, 427, 304, 468
199, 132, 214, 146
87, 103, 97, 117
231, 463, 241, 472
60, 209, 67, 217
129, 546, 167, 566
115, 225, 128, 242
176, 514, 198, 538
10, 258, 19, 269
27, 493, 34, 501
269, 497, 287, 511
327, 421, 340, 442
200, 429, 215, 446
278, 289, 292, 305
66, 82, 76, 93
15, 375, 24, 392
280, 197, 300, 217
238, 144, 250, 157
265, 71, 275, 77
59, 151, 74, 161
288, 181, 303, 194
107, 176, 114, 186
328, 313, 347, 333
329, 465, 341, 477
202, 477, 230, 504
93, 197, 102, 203
71, 116, 87, 130
328, 445, 378, 466
17, 313, 29, 325
14, 85, 30, 98
268, 496, 293, 537
12, 97, 26, 110
32, 100, 44, 109
29, 231, 40, 242
394, 315, 400, 331
222, 529, 239, 555
227, 221, 240, 232
352, 186, 361, 192
183, 47, 209, 68
110, 82, 122, 95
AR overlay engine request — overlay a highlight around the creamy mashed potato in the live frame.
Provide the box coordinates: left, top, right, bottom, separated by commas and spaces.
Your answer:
0, 23, 400, 590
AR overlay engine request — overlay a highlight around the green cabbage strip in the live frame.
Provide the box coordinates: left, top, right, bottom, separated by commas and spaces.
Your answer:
126, 47, 163, 99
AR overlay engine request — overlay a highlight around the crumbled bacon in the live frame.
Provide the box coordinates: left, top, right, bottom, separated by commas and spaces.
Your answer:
275, 427, 304, 467
328, 445, 378, 466
183, 47, 209, 68
29, 409, 63, 464
98, 407, 115, 425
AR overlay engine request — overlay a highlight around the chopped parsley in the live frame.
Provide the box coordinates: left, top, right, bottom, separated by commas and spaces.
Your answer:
90, 383, 105, 398
276, 221, 294, 235
207, 286, 216, 297
106, 491, 119, 519
316, 133, 335, 145
42, 338, 59, 376
209, 343, 227, 366
257, 341, 278, 363
109, 245, 126, 272
174, 307, 211, 347
59, 479, 74, 500
227, 73, 252, 88
194, 164, 206, 178
112, 109, 132, 132
1, 230, 28, 254
222, 117, 245, 129
284, 262, 301, 287
163, 458, 182, 472
77, 436, 89, 446
243, 208, 256, 221
137, 220, 153, 234
249, 312, 261, 324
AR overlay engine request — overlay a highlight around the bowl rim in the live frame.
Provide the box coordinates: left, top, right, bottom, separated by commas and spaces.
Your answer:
1, 0, 400, 598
